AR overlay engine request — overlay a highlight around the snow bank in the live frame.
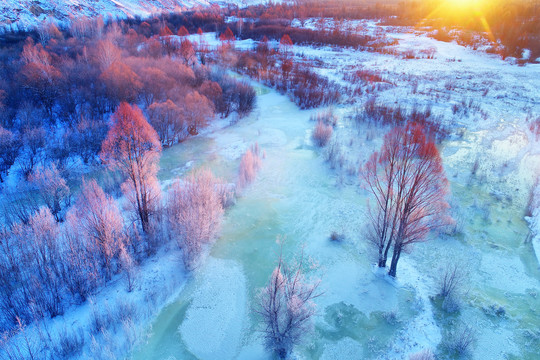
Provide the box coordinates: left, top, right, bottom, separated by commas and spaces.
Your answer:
179, 257, 247, 360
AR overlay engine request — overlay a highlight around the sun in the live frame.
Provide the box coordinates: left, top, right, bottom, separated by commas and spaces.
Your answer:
415, 0, 495, 42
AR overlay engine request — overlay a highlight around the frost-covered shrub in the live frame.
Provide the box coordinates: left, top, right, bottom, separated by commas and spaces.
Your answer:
442, 295, 461, 313
255, 249, 321, 359
53, 326, 85, 359
310, 109, 338, 127
438, 262, 467, 306
324, 140, 344, 170
442, 324, 476, 357
90, 301, 115, 334
312, 120, 333, 147
168, 169, 225, 269
238, 143, 262, 188
409, 349, 435, 360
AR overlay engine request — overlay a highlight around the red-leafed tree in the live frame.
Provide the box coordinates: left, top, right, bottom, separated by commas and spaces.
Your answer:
361, 123, 451, 277
159, 25, 173, 37
179, 39, 196, 66
100, 62, 142, 105
220, 27, 236, 42
100, 103, 162, 234
197, 27, 204, 36
183, 91, 214, 135
279, 34, 293, 56
178, 26, 190, 37
19, 39, 63, 117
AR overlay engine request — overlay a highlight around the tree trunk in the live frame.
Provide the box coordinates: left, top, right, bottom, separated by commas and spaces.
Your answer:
388, 245, 402, 278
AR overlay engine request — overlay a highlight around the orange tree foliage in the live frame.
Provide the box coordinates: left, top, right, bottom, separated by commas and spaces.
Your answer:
100, 103, 162, 233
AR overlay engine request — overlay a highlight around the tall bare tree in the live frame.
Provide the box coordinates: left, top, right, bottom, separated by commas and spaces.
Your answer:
256, 247, 321, 359
361, 123, 451, 277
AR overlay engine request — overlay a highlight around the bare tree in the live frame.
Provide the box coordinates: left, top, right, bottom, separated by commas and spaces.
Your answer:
148, 100, 185, 146
360, 123, 451, 277
168, 169, 224, 269
94, 40, 121, 71
101, 102, 162, 234
119, 243, 136, 292
62, 219, 100, 301
0, 127, 21, 182
255, 247, 322, 359
19, 127, 45, 180
437, 261, 468, 313
29, 164, 71, 222
24, 208, 64, 318
66, 179, 124, 281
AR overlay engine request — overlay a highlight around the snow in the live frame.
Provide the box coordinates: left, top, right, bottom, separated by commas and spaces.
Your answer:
320, 337, 364, 359
179, 257, 248, 360
4, 245, 188, 359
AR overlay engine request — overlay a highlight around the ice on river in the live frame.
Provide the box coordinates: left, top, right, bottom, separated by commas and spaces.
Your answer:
179, 257, 248, 360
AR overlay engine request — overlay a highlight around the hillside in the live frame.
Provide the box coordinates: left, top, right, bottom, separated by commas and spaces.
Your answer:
0, 0, 269, 32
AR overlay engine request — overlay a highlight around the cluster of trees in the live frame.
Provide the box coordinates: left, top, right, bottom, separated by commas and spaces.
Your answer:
228, 1, 396, 23
229, 21, 373, 49
0, 179, 129, 329
361, 123, 451, 277
227, 0, 540, 60
357, 98, 449, 143
0, 14, 257, 185
0, 102, 230, 336
228, 35, 340, 109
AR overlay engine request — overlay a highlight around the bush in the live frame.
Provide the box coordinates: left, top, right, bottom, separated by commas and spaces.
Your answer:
168, 169, 225, 269
53, 326, 85, 359
312, 120, 333, 147
329, 231, 345, 242
442, 324, 476, 357
238, 143, 262, 189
